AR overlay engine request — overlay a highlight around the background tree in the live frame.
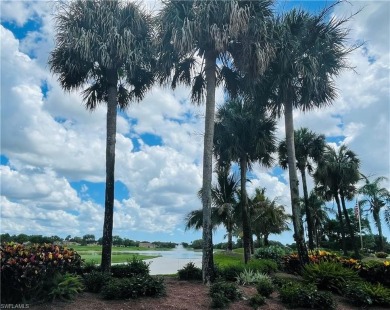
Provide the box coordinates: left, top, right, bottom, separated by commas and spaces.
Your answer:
358, 176, 390, 251
314, 144, 360, 256
278, 128, 325, 249
49, 0, 154, 272
253, 4, 358, 265
156, 0, 273, 283
250, 188, 290, 247
214, 98, 277, 263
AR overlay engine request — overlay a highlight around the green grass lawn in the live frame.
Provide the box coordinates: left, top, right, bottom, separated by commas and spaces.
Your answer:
214, 251, 244, 267
70, 245, 172, 252
81, 252, 160, 264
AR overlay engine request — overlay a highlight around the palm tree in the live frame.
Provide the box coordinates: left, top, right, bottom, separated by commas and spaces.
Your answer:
212, 165, 240, 251
314, 144, 361, 256
214, 98, 277, 263
250, 188, 290, 247
49, 0, 154, 273
305, 191, 332, 248
358, 176, 390, 251
279, 128, 326, 249
156, 0, 273, 283
253, 5, 357, 264
185, 165, 240, 251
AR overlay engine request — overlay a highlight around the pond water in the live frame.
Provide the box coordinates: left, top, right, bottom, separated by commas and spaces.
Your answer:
118, 244, 202, 275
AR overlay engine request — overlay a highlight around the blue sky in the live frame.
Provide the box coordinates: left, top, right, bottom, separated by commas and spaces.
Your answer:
1, 0, 389, 245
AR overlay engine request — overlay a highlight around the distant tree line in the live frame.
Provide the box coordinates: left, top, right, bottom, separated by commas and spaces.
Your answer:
0, 233, 177, 249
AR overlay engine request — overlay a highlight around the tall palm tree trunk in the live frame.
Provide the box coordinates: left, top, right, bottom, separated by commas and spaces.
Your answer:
240, 157, 251, 263
227, 224, 233, 252
340, 191, 359, 257
333, 193, 347, 255
202, 52, 216, 284
101, 76, 118, 273
374, 210, 385, 251
284, 101, 309, 265
300, 168, 314, 249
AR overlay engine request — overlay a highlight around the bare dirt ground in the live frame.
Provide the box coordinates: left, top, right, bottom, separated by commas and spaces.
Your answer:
29, 276, 386, 310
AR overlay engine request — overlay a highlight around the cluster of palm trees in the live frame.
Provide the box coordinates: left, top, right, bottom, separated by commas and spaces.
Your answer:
49, 0, 387, 284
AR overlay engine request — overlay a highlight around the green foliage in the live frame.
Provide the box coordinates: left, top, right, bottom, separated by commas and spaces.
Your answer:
246, 259, 278, 274
217, 264, 245, 281
236, 269, 267, 285
177, 262, 202, 281
254, 246, 291, 268
375, 251, 388, 258
191, 239, 203, 250
346, 282, 390, 307
81, 260, 99, 273
210, 281, 242, 308
248, 294, 266, 309
281, 253, 302, 274
111, 256, 150, 278
0, 242, 82, 303
255, 277, 274, 298
302, 262, 361, 294
279, 282, 336, 309
358, 260, 390, 286
48, 273, 84, 301
83, 271, 111, 293
100, 275, 166, 300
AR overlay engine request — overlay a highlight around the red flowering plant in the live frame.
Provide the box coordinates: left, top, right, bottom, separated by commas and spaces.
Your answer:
0, 242, 82, 303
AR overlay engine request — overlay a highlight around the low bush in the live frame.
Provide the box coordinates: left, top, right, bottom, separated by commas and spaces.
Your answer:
217, 264, 245, 282
375, 252, 388, 258
48, 273, 84, 301
346, 282, 390, 307
248, 294, 266, 309
111, 256, 150, 278
236, 269, 270, 286
256, 276, 274, 298
279, 282, 336, 309
281, 253, 302, 274
210, 281, 242, 308
177, 262, 202, 281
100, 275, 165, 300
247, 259, 278, 274
83, 271, 111, 293
81, 260, 99, 273
302, 261, 361, 294
254, 246, 291, 268
356, 260, 390, 286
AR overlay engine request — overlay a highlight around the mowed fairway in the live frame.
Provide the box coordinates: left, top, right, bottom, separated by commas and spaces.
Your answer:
70, 245, 162, 264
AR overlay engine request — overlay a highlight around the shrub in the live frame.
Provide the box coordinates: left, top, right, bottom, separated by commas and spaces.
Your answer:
281, 253, 302, 274
217, 264, 245, 282
0, 242, 82, 303
210, 281, 242, 308
248, 294, 266, 309
302, 261, 361, 294
247, 259, 278, 274
110, 256, 150, 278
357, 260, 390, 286
48, 273, 84, 301
375, 252, 388, 258
83, 271, 111, 293
279, 282, 336, 309
254, 246, 291, 268
82, 260, 99, 273
256, 277, 274, 298
178, 262, 202, 281
100, 275, 165, 300
236, 269, 270, 286
346, 282, 390, 307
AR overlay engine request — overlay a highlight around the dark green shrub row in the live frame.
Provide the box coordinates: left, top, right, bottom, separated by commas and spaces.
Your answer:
100, 275, 166, 300
279, 282, 336, 309
177, 262, 202, 281
210, 281, 242, 308
375, 252, 388, 258
110, 256, 150, 278
254, 246, 291, 268
216, 259, 277, 282
248, 294, 266, 308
